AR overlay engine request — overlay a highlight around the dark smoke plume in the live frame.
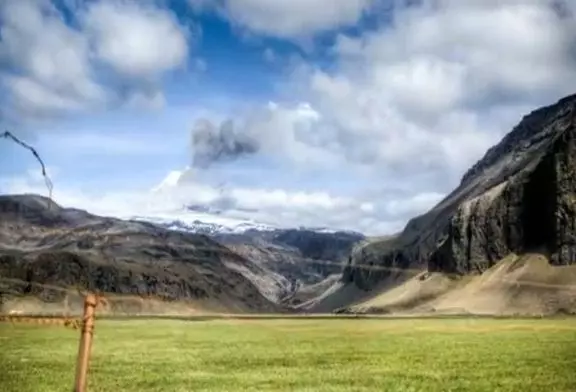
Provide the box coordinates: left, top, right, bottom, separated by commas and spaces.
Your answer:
191, 118, 259, 169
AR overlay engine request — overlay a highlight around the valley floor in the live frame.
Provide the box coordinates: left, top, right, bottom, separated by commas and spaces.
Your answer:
1, 317, 576, 391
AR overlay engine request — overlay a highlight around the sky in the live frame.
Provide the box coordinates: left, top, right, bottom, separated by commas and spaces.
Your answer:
1, 0, 576, 235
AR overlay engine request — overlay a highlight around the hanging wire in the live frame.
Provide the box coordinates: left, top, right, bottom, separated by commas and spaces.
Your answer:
1, 130, 54, 205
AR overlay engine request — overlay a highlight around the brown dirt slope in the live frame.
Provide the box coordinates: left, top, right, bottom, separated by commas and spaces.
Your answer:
347, 253, 576, 315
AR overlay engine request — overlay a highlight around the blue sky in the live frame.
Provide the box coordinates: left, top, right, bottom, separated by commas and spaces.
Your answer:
2, 0, 576, 235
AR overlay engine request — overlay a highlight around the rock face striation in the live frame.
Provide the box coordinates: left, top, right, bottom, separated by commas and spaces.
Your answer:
345, 94, 576, 290
0, 194, 280, 313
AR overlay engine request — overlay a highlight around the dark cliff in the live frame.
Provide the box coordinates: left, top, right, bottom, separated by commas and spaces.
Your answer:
345, 94, 576, 290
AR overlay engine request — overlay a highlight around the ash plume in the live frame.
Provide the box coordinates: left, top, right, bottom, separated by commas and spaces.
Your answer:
191, 118, 260, 169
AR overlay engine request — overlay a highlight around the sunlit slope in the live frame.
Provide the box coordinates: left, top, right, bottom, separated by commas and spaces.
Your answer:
347, 253, 576, 315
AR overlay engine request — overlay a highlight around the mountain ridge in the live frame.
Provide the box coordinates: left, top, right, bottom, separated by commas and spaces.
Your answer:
0, 194, 364, 312
0, 194, 282, 314
322, 93, 576, 315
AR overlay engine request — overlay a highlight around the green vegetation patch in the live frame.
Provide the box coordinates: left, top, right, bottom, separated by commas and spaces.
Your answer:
1, 317, 575, 391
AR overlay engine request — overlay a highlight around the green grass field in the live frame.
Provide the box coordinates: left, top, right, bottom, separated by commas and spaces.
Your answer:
1, 317, 576, 392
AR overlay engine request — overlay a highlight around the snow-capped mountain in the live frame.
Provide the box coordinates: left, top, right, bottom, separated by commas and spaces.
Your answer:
130, 213, 363, 237
127, 206, 365, 304
128, 202, 363, 236
129, 213, 277, 235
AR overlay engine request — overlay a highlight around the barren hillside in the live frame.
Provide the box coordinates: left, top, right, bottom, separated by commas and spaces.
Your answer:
0, 194, 281, 314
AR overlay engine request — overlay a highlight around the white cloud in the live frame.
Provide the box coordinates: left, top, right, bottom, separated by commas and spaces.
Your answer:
174, 0, 576, 234
0, 0, 106, 118
191, 100, 346, 169
289, 0, 576, 179
145, 168, 445, 234
246, 101, 337, 166
5, 76, 92, 115
84, 1, 189, 79
6, 0, 576, 237
203, 0, 376, 39
0, 0, 191, 122
0, 166, 441, 235
352, 0, 576, 101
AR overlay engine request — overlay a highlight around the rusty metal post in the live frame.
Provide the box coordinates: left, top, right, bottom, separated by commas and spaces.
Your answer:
74, 294, 97, 392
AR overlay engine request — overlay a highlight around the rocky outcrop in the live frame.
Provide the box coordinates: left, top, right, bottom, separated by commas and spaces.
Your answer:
0, 195, 280, 313
346, 93, 576, 290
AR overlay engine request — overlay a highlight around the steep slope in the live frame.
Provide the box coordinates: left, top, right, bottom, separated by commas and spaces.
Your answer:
326, 94, 576, 314
0, 195, 280, 314
210, 229, 364, 304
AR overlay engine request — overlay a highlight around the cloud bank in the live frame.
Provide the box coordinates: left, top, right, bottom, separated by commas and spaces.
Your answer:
4, 0, 576, 235
178, 0, 576, 233
0, 0, 193, 123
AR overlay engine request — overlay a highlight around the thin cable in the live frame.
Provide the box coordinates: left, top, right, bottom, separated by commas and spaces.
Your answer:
1, 131, 53, 205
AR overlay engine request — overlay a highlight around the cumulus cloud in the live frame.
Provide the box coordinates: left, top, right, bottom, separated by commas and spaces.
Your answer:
181, 0, 576, 183
6, 0, 576, 236
173, 0, 576, 233
289, 0, 576, 181
0, 0, 191, 122
0, 0, 106, 119
186, 0, 376, 39
83, 1, 189, 79
221, 0, 376, 39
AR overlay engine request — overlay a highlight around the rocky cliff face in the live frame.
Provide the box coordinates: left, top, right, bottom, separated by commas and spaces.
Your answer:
0, 195, 280, 313
212, 229, 363, 303
345, 93, 576, 290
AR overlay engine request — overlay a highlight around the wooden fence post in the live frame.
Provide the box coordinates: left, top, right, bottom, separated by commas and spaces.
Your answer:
74, 294, 97, 392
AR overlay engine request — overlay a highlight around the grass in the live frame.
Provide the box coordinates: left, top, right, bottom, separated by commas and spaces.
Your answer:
1, 317, 576, 391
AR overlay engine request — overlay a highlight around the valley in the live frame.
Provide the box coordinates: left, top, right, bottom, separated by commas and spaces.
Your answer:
3, 94, 576, 317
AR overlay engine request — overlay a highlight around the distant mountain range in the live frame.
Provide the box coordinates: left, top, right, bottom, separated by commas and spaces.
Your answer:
0, 195, 364, 313
131, 215, 276, 236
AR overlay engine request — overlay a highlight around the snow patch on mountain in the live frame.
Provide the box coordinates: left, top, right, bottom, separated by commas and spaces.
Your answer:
128, 211, 277, 235
128, 212, 363, 236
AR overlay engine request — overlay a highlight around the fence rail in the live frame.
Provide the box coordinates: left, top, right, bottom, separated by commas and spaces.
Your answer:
0, 294, 102, 392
